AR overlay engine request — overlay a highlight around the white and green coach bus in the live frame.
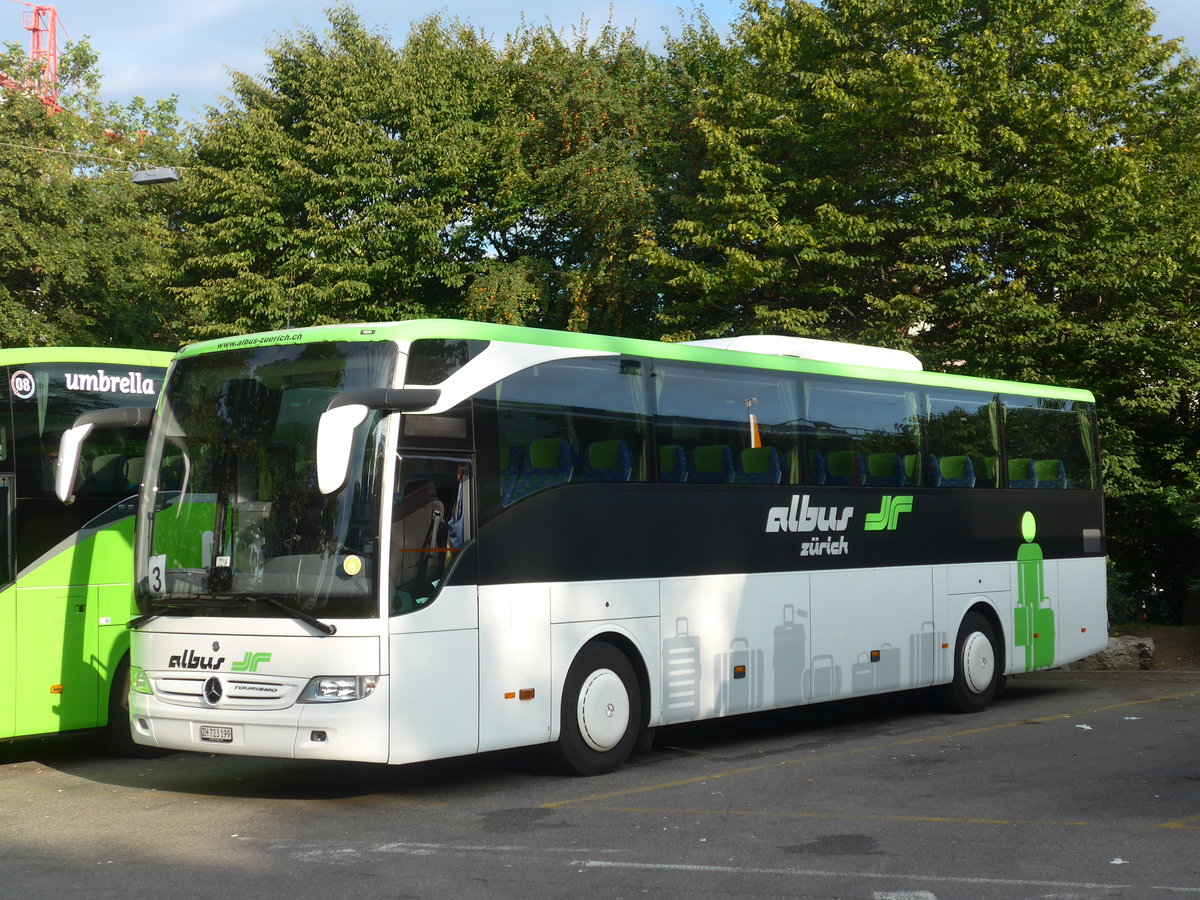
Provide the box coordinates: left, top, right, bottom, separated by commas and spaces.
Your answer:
2, 347, 171, 752
61, 320, 1105, 773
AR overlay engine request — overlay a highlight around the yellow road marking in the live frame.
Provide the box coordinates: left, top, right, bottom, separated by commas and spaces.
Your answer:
1160, 812, 1200, 830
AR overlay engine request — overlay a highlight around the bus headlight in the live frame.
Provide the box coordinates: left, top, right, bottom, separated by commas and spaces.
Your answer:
297, 675, 378, 703
130, 666, 153, 695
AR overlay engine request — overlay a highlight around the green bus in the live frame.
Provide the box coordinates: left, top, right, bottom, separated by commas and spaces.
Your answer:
0, 347, 171, 752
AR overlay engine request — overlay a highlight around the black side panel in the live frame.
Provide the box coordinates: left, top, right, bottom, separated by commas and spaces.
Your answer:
450, 484, 1104, 587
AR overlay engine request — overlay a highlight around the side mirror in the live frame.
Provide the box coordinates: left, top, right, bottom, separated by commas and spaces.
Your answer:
315, 388, 440, 495
55, 422, 95, 503
316, 404, 370, 495
55, 407, 156, 503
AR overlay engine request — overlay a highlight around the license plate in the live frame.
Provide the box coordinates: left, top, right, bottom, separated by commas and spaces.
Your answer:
198, 725, 233, 743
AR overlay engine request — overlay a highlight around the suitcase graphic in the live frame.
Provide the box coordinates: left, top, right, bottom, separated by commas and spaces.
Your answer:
877, 642, 902, 691
773, 604, 807, 706
803, 653, 842, 700
662, 617, 702, 722
851, 652, 875, 694
715, 637, 764, 715
910, 621, 947, 686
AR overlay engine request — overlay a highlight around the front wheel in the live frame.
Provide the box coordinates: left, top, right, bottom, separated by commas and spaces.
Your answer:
101, 656, 171, 758
550, 643, 642, 776
936, 611, 1000, 714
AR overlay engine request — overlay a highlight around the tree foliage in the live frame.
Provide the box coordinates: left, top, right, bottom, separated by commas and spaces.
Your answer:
0, 40, 186, 348
175, 7, 675, 338
462, 23, 674, 336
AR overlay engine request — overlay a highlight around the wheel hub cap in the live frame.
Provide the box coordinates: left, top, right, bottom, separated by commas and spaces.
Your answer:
962, 631, 994, 694
577, 668, 630, 752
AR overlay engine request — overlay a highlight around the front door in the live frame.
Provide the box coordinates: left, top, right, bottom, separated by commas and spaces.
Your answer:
387, 454, 480, 765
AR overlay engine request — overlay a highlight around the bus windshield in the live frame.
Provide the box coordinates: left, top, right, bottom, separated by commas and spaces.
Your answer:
136, 341, 395, 620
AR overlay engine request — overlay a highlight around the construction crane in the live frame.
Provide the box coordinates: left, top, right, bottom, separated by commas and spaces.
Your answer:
2, 1, 64, 109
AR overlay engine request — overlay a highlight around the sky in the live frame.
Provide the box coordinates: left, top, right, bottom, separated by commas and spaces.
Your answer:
7, 0, 1200, 120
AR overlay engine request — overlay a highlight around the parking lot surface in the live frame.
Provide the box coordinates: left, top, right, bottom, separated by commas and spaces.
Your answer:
2, 669, 1198, 898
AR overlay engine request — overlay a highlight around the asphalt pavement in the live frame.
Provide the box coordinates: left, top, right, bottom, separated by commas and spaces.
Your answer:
2, 668, 1198, 898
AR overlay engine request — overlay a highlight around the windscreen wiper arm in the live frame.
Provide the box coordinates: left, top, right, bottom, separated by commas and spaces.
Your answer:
129, 598, 234, 629
253, 595, 337, 635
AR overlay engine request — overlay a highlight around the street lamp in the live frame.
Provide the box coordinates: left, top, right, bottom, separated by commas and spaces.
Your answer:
131, 166, 180, 185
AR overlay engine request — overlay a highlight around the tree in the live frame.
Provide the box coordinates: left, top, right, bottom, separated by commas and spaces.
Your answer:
177, 7, 680, 339
0, 39, 187, 348
173, 7, 501, 335
463, 22, 676, 337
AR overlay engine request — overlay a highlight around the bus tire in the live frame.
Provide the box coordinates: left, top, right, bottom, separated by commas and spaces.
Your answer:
101, 656, 170, 758
551, 642, 642, 776
937, 611, 999, 714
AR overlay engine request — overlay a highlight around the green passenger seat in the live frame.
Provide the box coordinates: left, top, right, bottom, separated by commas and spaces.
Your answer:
576, 440, 634, 483
826, 450, 864, 486
933, 455, 975, 488
735, 447, 782, 484
1008, 458, 1037, 489
659, 444, 688, 483
865, 452, 908, 487
509, 438, 574, 502
688, 444, 735, 484
1034, 458, 1067, 489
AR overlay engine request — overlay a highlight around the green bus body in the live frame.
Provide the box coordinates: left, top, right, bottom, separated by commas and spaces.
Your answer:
0, 348, 172, 744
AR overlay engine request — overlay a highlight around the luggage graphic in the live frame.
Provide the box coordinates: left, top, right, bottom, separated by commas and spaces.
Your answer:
851, 643, 904, 695
877, 642, 902, 691
803, 653, 842, 700
772, 604, 807, 706
661, 617, 702, 722
715, 637, 764, 715
850, 651, 874, 694
910, 620, 947, 686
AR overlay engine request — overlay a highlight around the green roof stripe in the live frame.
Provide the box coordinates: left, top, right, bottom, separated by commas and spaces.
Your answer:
0, 347, 174, 367
177, 319, 1094, 403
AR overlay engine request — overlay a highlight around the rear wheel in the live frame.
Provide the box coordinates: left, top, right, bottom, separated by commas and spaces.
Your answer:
551, 642, 642, 776
936, 611, 1000, 714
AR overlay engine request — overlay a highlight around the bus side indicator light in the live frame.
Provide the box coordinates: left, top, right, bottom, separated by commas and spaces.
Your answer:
519, 689, 535, 701
504, 692, 516, 700
50, 685, 63, 694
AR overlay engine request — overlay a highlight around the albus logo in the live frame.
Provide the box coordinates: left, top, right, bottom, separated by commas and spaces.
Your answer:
765, 494, 854, 557
766, 495, 854, 534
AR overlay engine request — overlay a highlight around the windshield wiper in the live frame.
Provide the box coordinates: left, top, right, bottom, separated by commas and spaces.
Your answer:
252, 595, 337, 635
129, 598, 234, 629
130, 594, 337, 635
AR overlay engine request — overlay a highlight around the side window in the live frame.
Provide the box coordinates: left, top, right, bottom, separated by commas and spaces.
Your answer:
405, 339, 488, 384
10, 363, 163, 569
1003, 397, 1097, 490
925, 393, 998, 488
654, 363, 797, 485
11, 364, 163, 500
487, 357, 650, 508
804, 379, 921, 487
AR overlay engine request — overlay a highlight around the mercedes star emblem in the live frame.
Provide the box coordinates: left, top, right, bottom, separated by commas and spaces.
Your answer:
203, 676, 224, 705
